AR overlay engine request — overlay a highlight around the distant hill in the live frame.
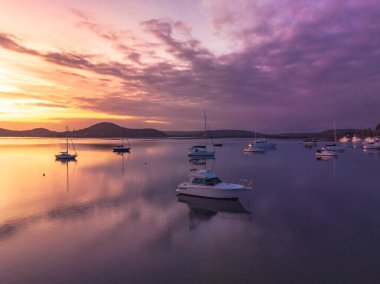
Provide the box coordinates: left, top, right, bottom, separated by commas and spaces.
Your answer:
165, 130, 259, 138
0, 127, 59, 137
0, 122, 166, 138
72, 122, 166, 138
0, 122, 377, 139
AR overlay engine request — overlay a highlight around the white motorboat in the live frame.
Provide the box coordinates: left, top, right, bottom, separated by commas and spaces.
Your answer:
251, 138, 276, 149
243, 143, 266, 152
176, 169, 252, 199
339, 136, 351, 143
315, 147, 337, 157
55, 127, 77, 160
244, 126, 269, 152
188, 112, 215, 157
351, 135, 362, 143
363, 142, 380, 150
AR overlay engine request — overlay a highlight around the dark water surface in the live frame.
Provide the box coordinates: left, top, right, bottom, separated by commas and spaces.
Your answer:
1, 138, 380, 284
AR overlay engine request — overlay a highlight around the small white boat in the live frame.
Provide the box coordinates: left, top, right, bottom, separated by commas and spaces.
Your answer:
339, 136, 351, 143
351, 135, 362, 143
55, 127, 77, 160
188, 112, 215, 157
176, 169, 252, 199
325, 143, 344, 152
303, 138, 317, 147
323, 120, 344, 152
251, 138, 276, 149
364, 137, 380, 144
315, 147, 337, 157
363, 142, 380, 150
243, 143, 266, 152
188, 145, 215, 157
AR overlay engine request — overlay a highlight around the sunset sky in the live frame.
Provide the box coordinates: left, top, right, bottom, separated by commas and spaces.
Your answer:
1, 0, 379, 132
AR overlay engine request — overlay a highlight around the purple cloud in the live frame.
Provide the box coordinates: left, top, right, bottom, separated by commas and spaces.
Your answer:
2, 1, 380, 132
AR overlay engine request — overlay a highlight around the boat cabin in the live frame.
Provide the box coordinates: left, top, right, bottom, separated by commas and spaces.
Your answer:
189, 170, 222, 186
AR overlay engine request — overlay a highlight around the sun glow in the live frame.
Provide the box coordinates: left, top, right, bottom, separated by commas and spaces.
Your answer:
0, 98, 135, 124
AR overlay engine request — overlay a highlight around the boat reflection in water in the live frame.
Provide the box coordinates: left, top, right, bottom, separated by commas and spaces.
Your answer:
363, 148, 380, 155
55, 159, 77, 193
189, 156, 215, 167
177, 193, 251, 230
316, 155, 337, 161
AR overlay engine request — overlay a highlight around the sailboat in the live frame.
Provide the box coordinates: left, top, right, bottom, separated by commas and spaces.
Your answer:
244, 127, 266, 152
188, 112, 215, 157
55, 127, 77, 160
325, 120, 344, 152
113, 126, 130, 153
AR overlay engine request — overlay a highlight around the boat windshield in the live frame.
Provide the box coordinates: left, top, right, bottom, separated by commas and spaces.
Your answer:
206, 177, 222, 185
191, 177, 222, 185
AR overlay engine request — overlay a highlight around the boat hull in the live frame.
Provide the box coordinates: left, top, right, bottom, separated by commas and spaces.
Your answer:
243, 147, 266, 152
315, 152, 337, 157
176, 183, 249, 199
113, 147, 130, 153
55, 154, 77, 160
363, 143, 380, 149
188, 151, 215, 157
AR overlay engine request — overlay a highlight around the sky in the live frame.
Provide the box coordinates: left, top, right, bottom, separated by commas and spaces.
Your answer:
0, 0, 379, 133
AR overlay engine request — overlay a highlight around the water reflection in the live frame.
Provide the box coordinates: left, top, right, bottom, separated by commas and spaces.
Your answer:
364, 149, 380, 155
55, 159, 77, 193
177, 194, 251, 230
188, 156, 215, 170
114, 152, 130, 174
315, 155, 337, 161
1, 138, 380, 283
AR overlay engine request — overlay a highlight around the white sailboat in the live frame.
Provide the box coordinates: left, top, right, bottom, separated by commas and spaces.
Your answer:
315, 147, 337, 157
325, 120, 344, 152
113, 126, 131, 153
188, 112, 215, 157
55, 127, 77, 160
351, 135, 362, 143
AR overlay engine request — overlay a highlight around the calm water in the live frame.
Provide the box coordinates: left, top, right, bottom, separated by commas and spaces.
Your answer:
1, 138, 380, 284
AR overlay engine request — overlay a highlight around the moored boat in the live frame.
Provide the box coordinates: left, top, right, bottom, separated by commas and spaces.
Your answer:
351, 135, 362, 143
243, 143, 266, 152
176, 169, 252, 199
339, 136, 351, 143
363, 142, 380, 150
315, 147, 337, 157
55, 127, 77, 160
188, 112, 215, 157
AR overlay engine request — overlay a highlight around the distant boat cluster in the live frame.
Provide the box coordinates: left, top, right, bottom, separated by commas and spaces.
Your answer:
304, 135, 380, 158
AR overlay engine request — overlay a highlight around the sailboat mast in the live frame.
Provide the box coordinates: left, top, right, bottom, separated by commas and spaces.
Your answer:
334, 120, 337, 142
203, 111, 207, 146
66, 126, 69, 152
